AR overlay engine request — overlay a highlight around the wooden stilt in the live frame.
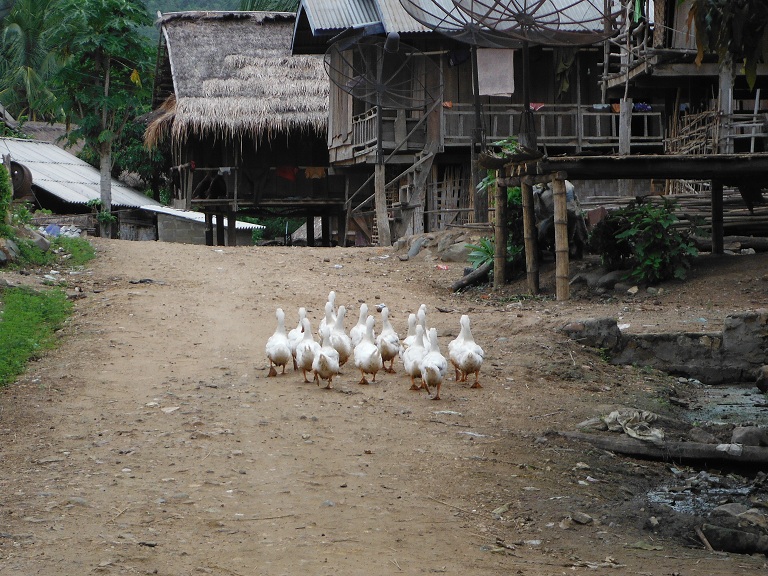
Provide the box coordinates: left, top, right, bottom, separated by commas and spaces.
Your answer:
494, 170, 507, 290
552, 177, 569, 301
521, 180, 539, 294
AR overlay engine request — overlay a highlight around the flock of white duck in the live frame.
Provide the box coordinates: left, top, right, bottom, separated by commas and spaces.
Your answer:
265, 291, 485, 400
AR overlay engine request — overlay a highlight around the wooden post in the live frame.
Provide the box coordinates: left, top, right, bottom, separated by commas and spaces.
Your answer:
204, 212, 213, 246
321, 212, 331, 247
227, 209, 237, 246
618, 99, 632, 196
711, 179, 724, 255
374, 163, 391, 246
552, 177, 569, 301
215, 213, 225, 246
619, 98, 632, 155
719, 58, 734, 154
306, 215, 315, 247
493, 172, 507, 290
521, 179, 539, 294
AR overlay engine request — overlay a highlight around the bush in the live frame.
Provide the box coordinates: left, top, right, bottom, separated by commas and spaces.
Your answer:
588, 197, 698, 284
0, 164, 11, 225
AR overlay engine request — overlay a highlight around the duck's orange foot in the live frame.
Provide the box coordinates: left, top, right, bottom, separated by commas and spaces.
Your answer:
268, 366, 277, 377
470, 382, 482, 389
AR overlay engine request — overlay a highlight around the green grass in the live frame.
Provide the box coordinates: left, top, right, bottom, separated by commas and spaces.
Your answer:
0, 286, 73, 387
52, 236, 96, 267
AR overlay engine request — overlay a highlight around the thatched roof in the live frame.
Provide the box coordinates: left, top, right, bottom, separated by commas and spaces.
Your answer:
145, 12, 328, 148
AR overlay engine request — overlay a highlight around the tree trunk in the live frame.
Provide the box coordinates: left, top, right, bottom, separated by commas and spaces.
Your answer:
99, 145, 113, 239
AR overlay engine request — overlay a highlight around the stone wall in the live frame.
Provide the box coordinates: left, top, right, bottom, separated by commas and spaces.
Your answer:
562, 310, 768, 384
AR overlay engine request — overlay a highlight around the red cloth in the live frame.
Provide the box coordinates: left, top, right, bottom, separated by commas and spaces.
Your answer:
276, 165, 298, 181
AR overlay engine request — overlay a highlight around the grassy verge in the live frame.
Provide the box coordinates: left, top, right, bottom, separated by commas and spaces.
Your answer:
0, 235, 95, 386
0, 286, 73, 386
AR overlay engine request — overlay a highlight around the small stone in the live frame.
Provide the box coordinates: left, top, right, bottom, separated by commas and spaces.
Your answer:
571, 511, 593, 525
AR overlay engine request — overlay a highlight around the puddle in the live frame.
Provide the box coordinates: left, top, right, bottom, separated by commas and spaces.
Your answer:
685, 382, 768, 426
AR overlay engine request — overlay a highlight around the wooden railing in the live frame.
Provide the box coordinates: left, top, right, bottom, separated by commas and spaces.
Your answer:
442, 103, 664, 152
352, 107, 378, 155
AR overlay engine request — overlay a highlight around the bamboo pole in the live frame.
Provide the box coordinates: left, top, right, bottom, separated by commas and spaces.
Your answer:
552, 177, 569, 300
520, 180, 539, 294
493, 172, 507, 290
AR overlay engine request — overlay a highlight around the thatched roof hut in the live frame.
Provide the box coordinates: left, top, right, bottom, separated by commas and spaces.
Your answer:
145, 11, 328, 148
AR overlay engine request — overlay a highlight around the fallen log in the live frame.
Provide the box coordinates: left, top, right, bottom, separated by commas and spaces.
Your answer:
560, 431, 768, 465
451, 261, 492, 292
691, 235, 768, 252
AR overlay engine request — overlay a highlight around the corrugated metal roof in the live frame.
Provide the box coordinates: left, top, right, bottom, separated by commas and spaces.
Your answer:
0, 138, 161, 208
299, 0, 617, 38
140, 205, 264, 231
299, 0, 381, 35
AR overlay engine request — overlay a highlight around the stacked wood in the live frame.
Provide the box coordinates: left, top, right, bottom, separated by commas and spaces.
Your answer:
580, 191, 768, 238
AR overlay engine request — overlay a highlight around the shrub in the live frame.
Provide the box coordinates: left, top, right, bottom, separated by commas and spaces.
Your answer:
589, 197, 698, 284
0, 164, 11, 226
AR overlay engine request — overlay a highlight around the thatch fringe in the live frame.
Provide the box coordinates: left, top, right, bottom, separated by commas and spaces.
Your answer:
145, 13, 329, 148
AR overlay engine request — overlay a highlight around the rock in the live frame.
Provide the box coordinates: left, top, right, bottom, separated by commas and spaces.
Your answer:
687, 427, 718, 444
440, 242, 471, 263
756, 366, 768, 393
701, 523, 768, 554
561, 318, 622, 351
731, 426, 768, 446
407, 237, 428, 258
571, 511, 593, 525
710, 503, 750, 518
595, 270, 628, 290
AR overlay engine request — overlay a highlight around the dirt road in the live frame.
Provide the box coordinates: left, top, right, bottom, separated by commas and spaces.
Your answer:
1, 238, 765, 575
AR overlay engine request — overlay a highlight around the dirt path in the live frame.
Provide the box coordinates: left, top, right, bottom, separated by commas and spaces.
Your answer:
1, 238, 766, 575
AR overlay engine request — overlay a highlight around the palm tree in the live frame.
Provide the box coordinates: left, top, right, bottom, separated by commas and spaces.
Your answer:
0, 0, 67, 121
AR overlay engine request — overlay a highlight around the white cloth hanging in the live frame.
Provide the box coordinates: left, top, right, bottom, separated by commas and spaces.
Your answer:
477, 49, 515, 96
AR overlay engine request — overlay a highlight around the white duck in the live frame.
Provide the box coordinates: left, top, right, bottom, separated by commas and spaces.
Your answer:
353, 315, 383, 385
313, 325, 340, 389
448, 315, 485, 388
295, 317, 321, 383
318, 290, 337, 336
376, 306, 400, 373
350, 302, 370, 348
402, 324, 427, 391
287, 307, 307, 370
265, 308, 292, 377
417, 305, 430, 347
329, 305, 353, 367
420, 327, 448, 400
400, 313, 418, 353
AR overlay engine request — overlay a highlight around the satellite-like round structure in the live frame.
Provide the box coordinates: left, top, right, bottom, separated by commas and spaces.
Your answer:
324, 34, 442, 112
398, 0, 520, 48
452, 0, 622, 46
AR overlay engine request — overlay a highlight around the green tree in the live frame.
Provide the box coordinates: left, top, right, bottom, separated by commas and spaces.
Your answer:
0, 0, 67, 121
55, 0, 153, 238
688, 0, 768, 90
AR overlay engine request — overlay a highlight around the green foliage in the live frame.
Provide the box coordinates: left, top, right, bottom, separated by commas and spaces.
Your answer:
51, 236, 96, 266
466, 237, 495, 269
0, 0, 67, 121
96, 210, 116, 224
0, 285, 72, 386
588, 197, 698, 284
239, 0, 299, 9
10, 203, 33, 226
0, 162, 11, 224
687, 0, 768, 90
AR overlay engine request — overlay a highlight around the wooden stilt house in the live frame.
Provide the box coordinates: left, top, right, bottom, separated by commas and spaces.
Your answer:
291, 0, 663, 245
145, 11, 344, 246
